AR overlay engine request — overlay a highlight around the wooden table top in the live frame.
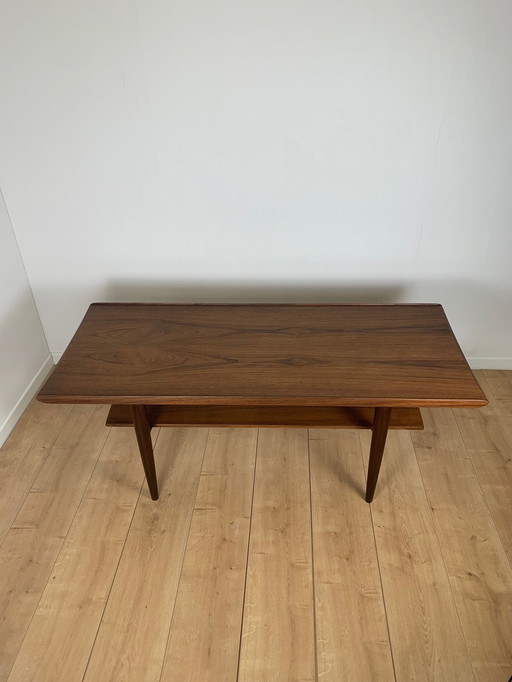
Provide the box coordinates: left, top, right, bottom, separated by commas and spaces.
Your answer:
37, 303, 487, 408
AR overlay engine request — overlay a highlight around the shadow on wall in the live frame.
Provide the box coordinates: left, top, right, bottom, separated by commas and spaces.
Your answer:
103, 278, 511, 360
39, 277, 512, 362
104, 278, 409, 305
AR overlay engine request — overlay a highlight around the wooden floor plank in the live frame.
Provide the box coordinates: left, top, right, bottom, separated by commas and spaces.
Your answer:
160, 428, 258, 681
1, 379, 511, 680
411, 407, 512, 682
360, 429, 475, 681
454, 372, 512, 564
0, 401, 72, 546
309, 429, 395, 681
490, 395, 512, 433
83, 427, 209, 682
483, 370, 512, 434
237, 429, 315, 682
0, 405, 109, 681
6, 426, 150, 682
482, 370, 512, 398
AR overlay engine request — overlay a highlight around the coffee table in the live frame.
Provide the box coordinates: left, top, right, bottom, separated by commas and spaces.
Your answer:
37, 303, 487, 502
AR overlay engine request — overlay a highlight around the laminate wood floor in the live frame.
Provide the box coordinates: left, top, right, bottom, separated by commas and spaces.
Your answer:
0, 371, 511, 681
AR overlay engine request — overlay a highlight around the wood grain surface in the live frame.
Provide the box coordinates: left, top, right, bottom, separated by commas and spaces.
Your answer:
360, 429, 475, 681
7, 427, 145, 682
309, 429, 395, 680
0, 401, 71, 546
106, 404, 424, 429
160, 428, 257, 681
2, 375, 512, 681
455, 372, 512, 565
0, 405, 109, 680
38, 304, 487, 408
82, 427, 209, 681
412, 407, 512, 682
237, 429, 316, 681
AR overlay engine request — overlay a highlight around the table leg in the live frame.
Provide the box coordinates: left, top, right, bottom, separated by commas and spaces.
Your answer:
365, 407, 392, 503
130, 405, 159, 500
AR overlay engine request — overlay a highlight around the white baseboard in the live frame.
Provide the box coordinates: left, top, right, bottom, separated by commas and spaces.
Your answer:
51, 352, 62, 363
467, 357, 512, 370
0, 355, 55, 448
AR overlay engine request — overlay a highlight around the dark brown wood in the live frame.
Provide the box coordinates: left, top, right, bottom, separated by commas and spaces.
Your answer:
365, 407, 392, 503
130, 405, 158, 500
106, 404, 424, 430
38, 303, 487, 408
36, 303, 488, 503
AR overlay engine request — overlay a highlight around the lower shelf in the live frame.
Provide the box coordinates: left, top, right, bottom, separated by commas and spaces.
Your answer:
106, 405, 423, 430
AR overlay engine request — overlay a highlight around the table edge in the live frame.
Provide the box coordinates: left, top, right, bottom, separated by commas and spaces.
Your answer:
37, 394, 488, 408
88, 301, 446, 308
39, 302, 488, 410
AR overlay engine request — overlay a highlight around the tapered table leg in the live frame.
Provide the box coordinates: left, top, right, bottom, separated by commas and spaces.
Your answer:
130, 405, 159, 500
365, 407, 392, 503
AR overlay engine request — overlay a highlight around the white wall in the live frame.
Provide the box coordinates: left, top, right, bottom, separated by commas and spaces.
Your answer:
0, 189, 52, 446
0, 0, 511, 365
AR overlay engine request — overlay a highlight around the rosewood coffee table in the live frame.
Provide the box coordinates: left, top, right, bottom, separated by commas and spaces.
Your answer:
37, 303, 487, 502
